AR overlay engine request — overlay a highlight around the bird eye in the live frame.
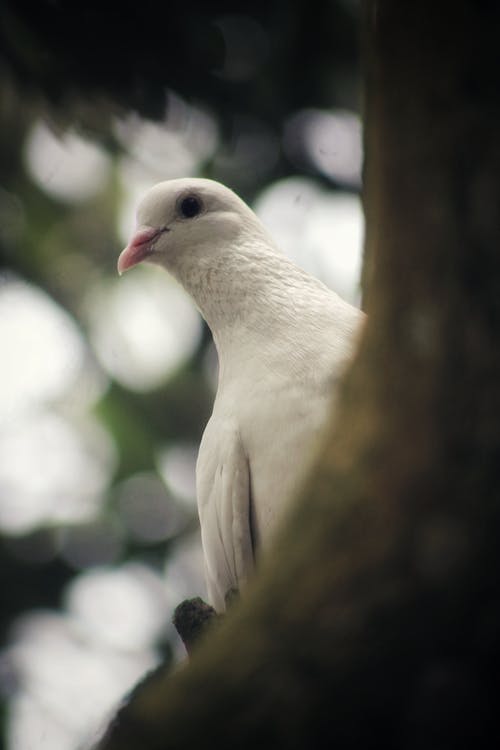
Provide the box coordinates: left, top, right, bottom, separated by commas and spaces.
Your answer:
179, 195, 202, 219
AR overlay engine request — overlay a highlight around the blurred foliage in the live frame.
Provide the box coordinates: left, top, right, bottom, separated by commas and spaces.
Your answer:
0, 0, 359, 133
0, 2, 361, 748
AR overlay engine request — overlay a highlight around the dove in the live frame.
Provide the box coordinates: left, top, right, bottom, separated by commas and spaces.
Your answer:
118, 178, 363, 612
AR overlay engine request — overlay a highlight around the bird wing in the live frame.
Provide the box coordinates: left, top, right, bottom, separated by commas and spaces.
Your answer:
196, 418, 255, 611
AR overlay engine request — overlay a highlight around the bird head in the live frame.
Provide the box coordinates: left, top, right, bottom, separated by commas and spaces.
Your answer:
117, 178, 260, 276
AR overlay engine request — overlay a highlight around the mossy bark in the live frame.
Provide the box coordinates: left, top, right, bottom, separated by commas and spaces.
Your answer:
99, 3, 500, 748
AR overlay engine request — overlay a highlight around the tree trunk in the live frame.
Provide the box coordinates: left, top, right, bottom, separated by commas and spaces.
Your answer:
98, 3, 500, 748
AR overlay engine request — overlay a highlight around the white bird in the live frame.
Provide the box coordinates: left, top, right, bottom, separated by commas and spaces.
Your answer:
118, 178, 363, 612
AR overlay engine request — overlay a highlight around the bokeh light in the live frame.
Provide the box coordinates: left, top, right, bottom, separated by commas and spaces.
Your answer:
0, 276, 89, 421
254, 177, 363, 302
284, 108, 362, 188
85, 268, 202, 391
163, 530, 206, 610
65, 563, 171, 650
157, 443, 198, 509
4, 607, 158, 750
24, 120, 111, 203
0, 411, 116, 535
115, 91, 218, 183
115, 92, 218, 243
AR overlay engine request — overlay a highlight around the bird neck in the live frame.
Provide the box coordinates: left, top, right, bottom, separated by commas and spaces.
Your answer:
170, 233, 333, 375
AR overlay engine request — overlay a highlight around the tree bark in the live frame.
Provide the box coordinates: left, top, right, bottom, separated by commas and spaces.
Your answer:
98, 3, 500, 748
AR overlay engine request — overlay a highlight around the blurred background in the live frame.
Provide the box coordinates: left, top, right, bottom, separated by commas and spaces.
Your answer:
0, 1, 363, 747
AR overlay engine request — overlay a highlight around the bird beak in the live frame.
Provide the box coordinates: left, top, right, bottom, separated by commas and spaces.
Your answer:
117, 226, 161, 275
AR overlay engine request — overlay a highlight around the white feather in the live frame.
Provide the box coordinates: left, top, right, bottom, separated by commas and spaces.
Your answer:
119, 178, 364, 611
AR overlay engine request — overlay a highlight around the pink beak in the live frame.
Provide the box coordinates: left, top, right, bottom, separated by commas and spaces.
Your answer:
117, 226, 161, 275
